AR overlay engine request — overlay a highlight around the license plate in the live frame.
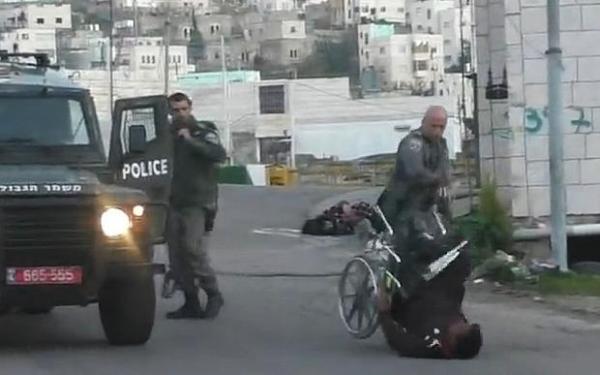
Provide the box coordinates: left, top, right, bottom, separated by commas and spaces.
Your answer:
6, 266, 83, 285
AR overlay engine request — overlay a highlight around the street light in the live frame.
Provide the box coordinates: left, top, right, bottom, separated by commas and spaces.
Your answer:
96, 0, 114, 114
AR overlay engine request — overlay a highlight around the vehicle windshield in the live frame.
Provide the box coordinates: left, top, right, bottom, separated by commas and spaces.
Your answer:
0, 97, 90, 146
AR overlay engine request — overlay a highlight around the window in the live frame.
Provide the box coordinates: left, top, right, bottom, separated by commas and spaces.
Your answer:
380, 7, 386, 12
151, 56, 156, 64
289, 49, 299, 59
215, 52, 220, 60
362, 6, 369, 12
380, 47, 385, 54
443, 21, 450, 28
416, 8, 421, 15
0, 98, 90, 146
414, 60, 428, 71
120, 107, 157, 153
348, 10, 352, 18
428, 26, 432, 33
21, 33, 29, 40
36, 18, 45, 24
397, 7, 404, 13
290, 26, 297, 33
259, 85, 285, 114
427, 9, 431, 19
177, 55, 181, 63
56, 17, 63, 24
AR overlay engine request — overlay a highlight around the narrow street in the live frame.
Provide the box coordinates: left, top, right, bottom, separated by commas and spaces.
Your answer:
0, 185, 598, 375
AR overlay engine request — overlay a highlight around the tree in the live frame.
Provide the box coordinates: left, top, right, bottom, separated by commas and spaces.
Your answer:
296, 36, 354, 78
188, 8, 205, 62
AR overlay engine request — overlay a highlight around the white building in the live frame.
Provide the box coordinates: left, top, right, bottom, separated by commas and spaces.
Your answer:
251, 0, 296, 11
408, 0, 472, 69
116, 0, 211, 8
359, 23, 444, 92
0, 3, 71, 30
332, 0, 407, 27
0, 28, 57, 62
474, 0, 600, 220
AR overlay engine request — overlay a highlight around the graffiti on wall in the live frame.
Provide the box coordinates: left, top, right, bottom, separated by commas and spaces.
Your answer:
525, 106, 592, 134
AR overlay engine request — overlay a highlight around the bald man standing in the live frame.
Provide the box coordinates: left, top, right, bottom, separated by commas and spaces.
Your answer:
379, 106, 452, 256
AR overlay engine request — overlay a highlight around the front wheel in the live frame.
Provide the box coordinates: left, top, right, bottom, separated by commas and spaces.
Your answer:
338, 256, 381, 339
99, 272, 156, 346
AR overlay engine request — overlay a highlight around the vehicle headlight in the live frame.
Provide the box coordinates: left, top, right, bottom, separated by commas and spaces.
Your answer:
101, 208, 132, 237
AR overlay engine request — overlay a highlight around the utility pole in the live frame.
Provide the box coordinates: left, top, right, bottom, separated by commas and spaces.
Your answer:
546, 0, 568, 272
220, 35, 231, 162
163, 6, 170, 96
108, 0, 114, 113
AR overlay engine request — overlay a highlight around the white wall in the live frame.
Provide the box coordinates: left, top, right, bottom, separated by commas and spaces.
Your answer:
253, 0, 296, 11
0, 3, 72, 30
344, 0, 407, 25
359, 24, 444, 91
476, 0, 600, 218
295, 117, 462, 160
0, 28, 57, 61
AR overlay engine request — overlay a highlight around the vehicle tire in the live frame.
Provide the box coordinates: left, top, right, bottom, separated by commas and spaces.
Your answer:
337, 255, 380, 339
99, 272, 156, 346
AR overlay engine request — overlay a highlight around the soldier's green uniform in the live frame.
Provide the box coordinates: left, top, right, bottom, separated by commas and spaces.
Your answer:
378, 129, 451, 257
166, 117, 227, 319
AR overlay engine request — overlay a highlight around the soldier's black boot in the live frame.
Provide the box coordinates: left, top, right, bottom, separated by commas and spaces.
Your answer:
202, 291, 224, 320
166, 291, 204, 319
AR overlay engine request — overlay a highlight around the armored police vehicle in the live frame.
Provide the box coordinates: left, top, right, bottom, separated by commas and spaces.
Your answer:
0, 53, 172, 345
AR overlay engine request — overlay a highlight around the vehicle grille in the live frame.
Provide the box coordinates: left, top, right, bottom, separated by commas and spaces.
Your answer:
0, 200, 97, 266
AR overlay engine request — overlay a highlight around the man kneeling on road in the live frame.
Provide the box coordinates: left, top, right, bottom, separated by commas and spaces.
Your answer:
376, 196, 483, 359
166, 99, 227, 320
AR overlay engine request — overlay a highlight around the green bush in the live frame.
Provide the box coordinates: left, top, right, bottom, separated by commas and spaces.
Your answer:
456, 179, 513, 263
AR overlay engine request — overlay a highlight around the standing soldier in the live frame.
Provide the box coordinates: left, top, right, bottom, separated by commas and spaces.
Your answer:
378, 105, 452, 255
166, 92, 227, 319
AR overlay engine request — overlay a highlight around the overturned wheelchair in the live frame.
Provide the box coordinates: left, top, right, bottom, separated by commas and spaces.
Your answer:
337, 206, 468, 339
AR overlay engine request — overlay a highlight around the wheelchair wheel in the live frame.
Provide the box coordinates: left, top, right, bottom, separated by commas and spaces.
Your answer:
338, 255, 380, 339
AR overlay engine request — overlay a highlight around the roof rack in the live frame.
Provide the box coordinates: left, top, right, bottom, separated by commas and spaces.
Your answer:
0, 52, 59, 70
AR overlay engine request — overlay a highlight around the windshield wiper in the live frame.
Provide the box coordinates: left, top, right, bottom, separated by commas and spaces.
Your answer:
0, 137, 37, 144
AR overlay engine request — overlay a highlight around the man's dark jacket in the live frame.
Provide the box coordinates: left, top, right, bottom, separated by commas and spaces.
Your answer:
169, 119, 227, 209
378, 129, 451, 230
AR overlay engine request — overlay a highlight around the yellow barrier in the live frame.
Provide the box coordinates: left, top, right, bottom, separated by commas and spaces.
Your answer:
267, 164, 298, 186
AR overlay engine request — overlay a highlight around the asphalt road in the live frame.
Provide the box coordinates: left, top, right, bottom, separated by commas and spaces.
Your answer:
0, 185, 599, 375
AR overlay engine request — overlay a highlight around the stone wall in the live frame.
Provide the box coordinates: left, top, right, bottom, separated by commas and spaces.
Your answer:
475, 0, 600, 218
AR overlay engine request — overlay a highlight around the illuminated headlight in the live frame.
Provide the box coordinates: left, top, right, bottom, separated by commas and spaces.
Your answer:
132, 205, 144, 217
101, 208, 132, 237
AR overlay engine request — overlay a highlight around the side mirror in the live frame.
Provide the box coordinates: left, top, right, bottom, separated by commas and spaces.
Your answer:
128, 125, 147, 153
